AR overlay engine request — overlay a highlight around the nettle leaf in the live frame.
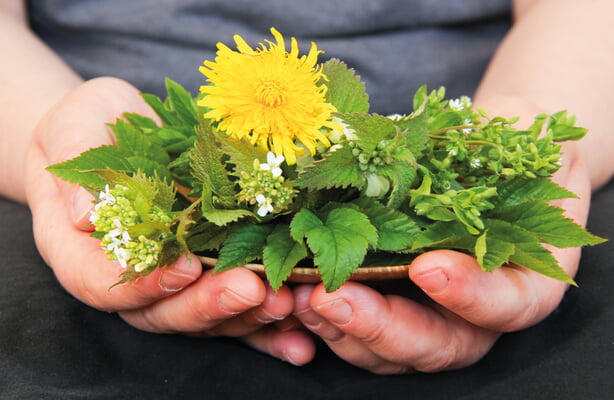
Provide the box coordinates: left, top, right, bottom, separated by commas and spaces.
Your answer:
110, 119, 170, 166
164, 78, 199, 127
295, 145, 364, 190
124, 156, 172, 182
149, 126, 197, 154
291, 207, 377, 292
191, 125, 236, 208
200, 183, 253, 226
378, 160, 417, 209
322, 59, 369, 113
263, 224, 308, 292
46, 145, 134, 189
123, 112, 159, 132
215, 224, 274, 272
392, 106, 428, 156
484, 219, 576, 285
218, 135, 268, 175
493, 178, 576, 208
185, 221, 230, 252
361, 207, 420, 251
490, 200, 605, 248
339, 112, 395, 153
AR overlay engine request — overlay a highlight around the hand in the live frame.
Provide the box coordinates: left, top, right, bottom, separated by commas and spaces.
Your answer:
293, 141, 591, 374
23, 77, 315, 365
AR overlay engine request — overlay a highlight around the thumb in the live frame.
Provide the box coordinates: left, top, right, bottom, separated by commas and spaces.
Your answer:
34, 77, 157, 228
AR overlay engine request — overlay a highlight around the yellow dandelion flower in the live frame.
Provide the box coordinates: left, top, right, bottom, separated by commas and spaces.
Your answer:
198, 28, 340, 165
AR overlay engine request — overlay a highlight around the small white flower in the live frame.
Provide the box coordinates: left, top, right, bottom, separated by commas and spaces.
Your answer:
386, 113, 405, 121
449, 98, 463, 111
462, 118, 473, 134
113, 247, 132, 269
255, 194, 274, 217
260, 152, 285, 178
108, 219, 131, 244
470, 158, 482, 168
94, 184, 115, 211
448, 149, 458, 157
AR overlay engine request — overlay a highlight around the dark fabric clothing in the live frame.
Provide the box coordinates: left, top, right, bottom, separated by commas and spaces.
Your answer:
27, 0, 510, 114
1, 183, 613, 399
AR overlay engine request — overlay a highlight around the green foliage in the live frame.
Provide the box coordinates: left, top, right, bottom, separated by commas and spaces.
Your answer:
321, 59, 369, 113
47, 74, 604, 292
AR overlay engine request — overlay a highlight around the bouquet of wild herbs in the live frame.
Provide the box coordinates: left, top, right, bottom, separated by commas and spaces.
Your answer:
48, 28, 604, 292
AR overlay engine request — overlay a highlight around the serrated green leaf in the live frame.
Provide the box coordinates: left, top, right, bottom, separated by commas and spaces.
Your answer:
338, 113, 395, 153
292, 207, 377, 292
492, 178, 576, 208
124, 156, 172, 183
263, 224, 308, 292
165, 78, 199, 127
141, 93, 181, 126
110, 119, 170, 166
191, 124, 236, 208
322, 59, 369, 113
412, 221, 476, 251
200, 183, 253, 226
46, 145, 134, 188
378, 160, 417, 208
149, 126, 197, 153
392, 108, 428, 156
218, 135, 268, 176
484, 219, 575, 285
185, 221, 230, 252
123, 112, 159, 132
474, 229, 516, 272
361, 208, 420, 251
214, 224, 274, 273
295, 145, 364, 190
490, 200, 606, 247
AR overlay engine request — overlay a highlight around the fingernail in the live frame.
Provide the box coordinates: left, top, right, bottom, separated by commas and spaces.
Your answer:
252, 308, 284, 324
281, 350, 302, 366
71, 187, 95, 228
314, 299, 353, 325
218, 288, 260, 314
293, 308, 325, 329
414, 268, 449, 294
158, 257, 201, 292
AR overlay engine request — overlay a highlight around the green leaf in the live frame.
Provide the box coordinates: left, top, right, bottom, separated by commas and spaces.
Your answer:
218, 135, 268, 176
361, 208, 420, 251
412, 221, 476, 251
378, 160, 417, 208
392, 106, 428, 156
123, 112, 159, 132
165, 78, 199, 127
141, 93, 181, 126
547, 111, 588, 142
429, 111, 464, 130
200, 183, 253, 226
263, 224, 308, 292
490, 200, 606, 248
110, 119, 171, 166
214, 224, 274, 273
338, 113, 395, 153
492, 178, 576, 208
322, 59, 369, 113
295, 145, 364, 190
191, 124, 236, 208
291, 207, 377, 292
475, 229, 516, 272
149, 126, 197, 153
46, 145, 134, 188
484, 219, 575, 285
185, 221, 230, 252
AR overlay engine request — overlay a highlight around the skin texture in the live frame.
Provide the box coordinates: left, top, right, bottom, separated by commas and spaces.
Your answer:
1, 0, 612, 373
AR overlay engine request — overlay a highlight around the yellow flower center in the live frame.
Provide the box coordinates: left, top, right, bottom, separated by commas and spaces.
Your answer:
255, 79, 287, 107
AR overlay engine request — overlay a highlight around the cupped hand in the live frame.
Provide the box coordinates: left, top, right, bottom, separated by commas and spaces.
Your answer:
24, 77, 315, 365
293, 141, 591, 374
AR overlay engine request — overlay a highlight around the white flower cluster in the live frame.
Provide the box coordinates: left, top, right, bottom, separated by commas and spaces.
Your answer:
89, 184, 170, 273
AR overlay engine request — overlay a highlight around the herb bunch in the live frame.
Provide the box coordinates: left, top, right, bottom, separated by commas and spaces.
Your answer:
47, 31, 604, 292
